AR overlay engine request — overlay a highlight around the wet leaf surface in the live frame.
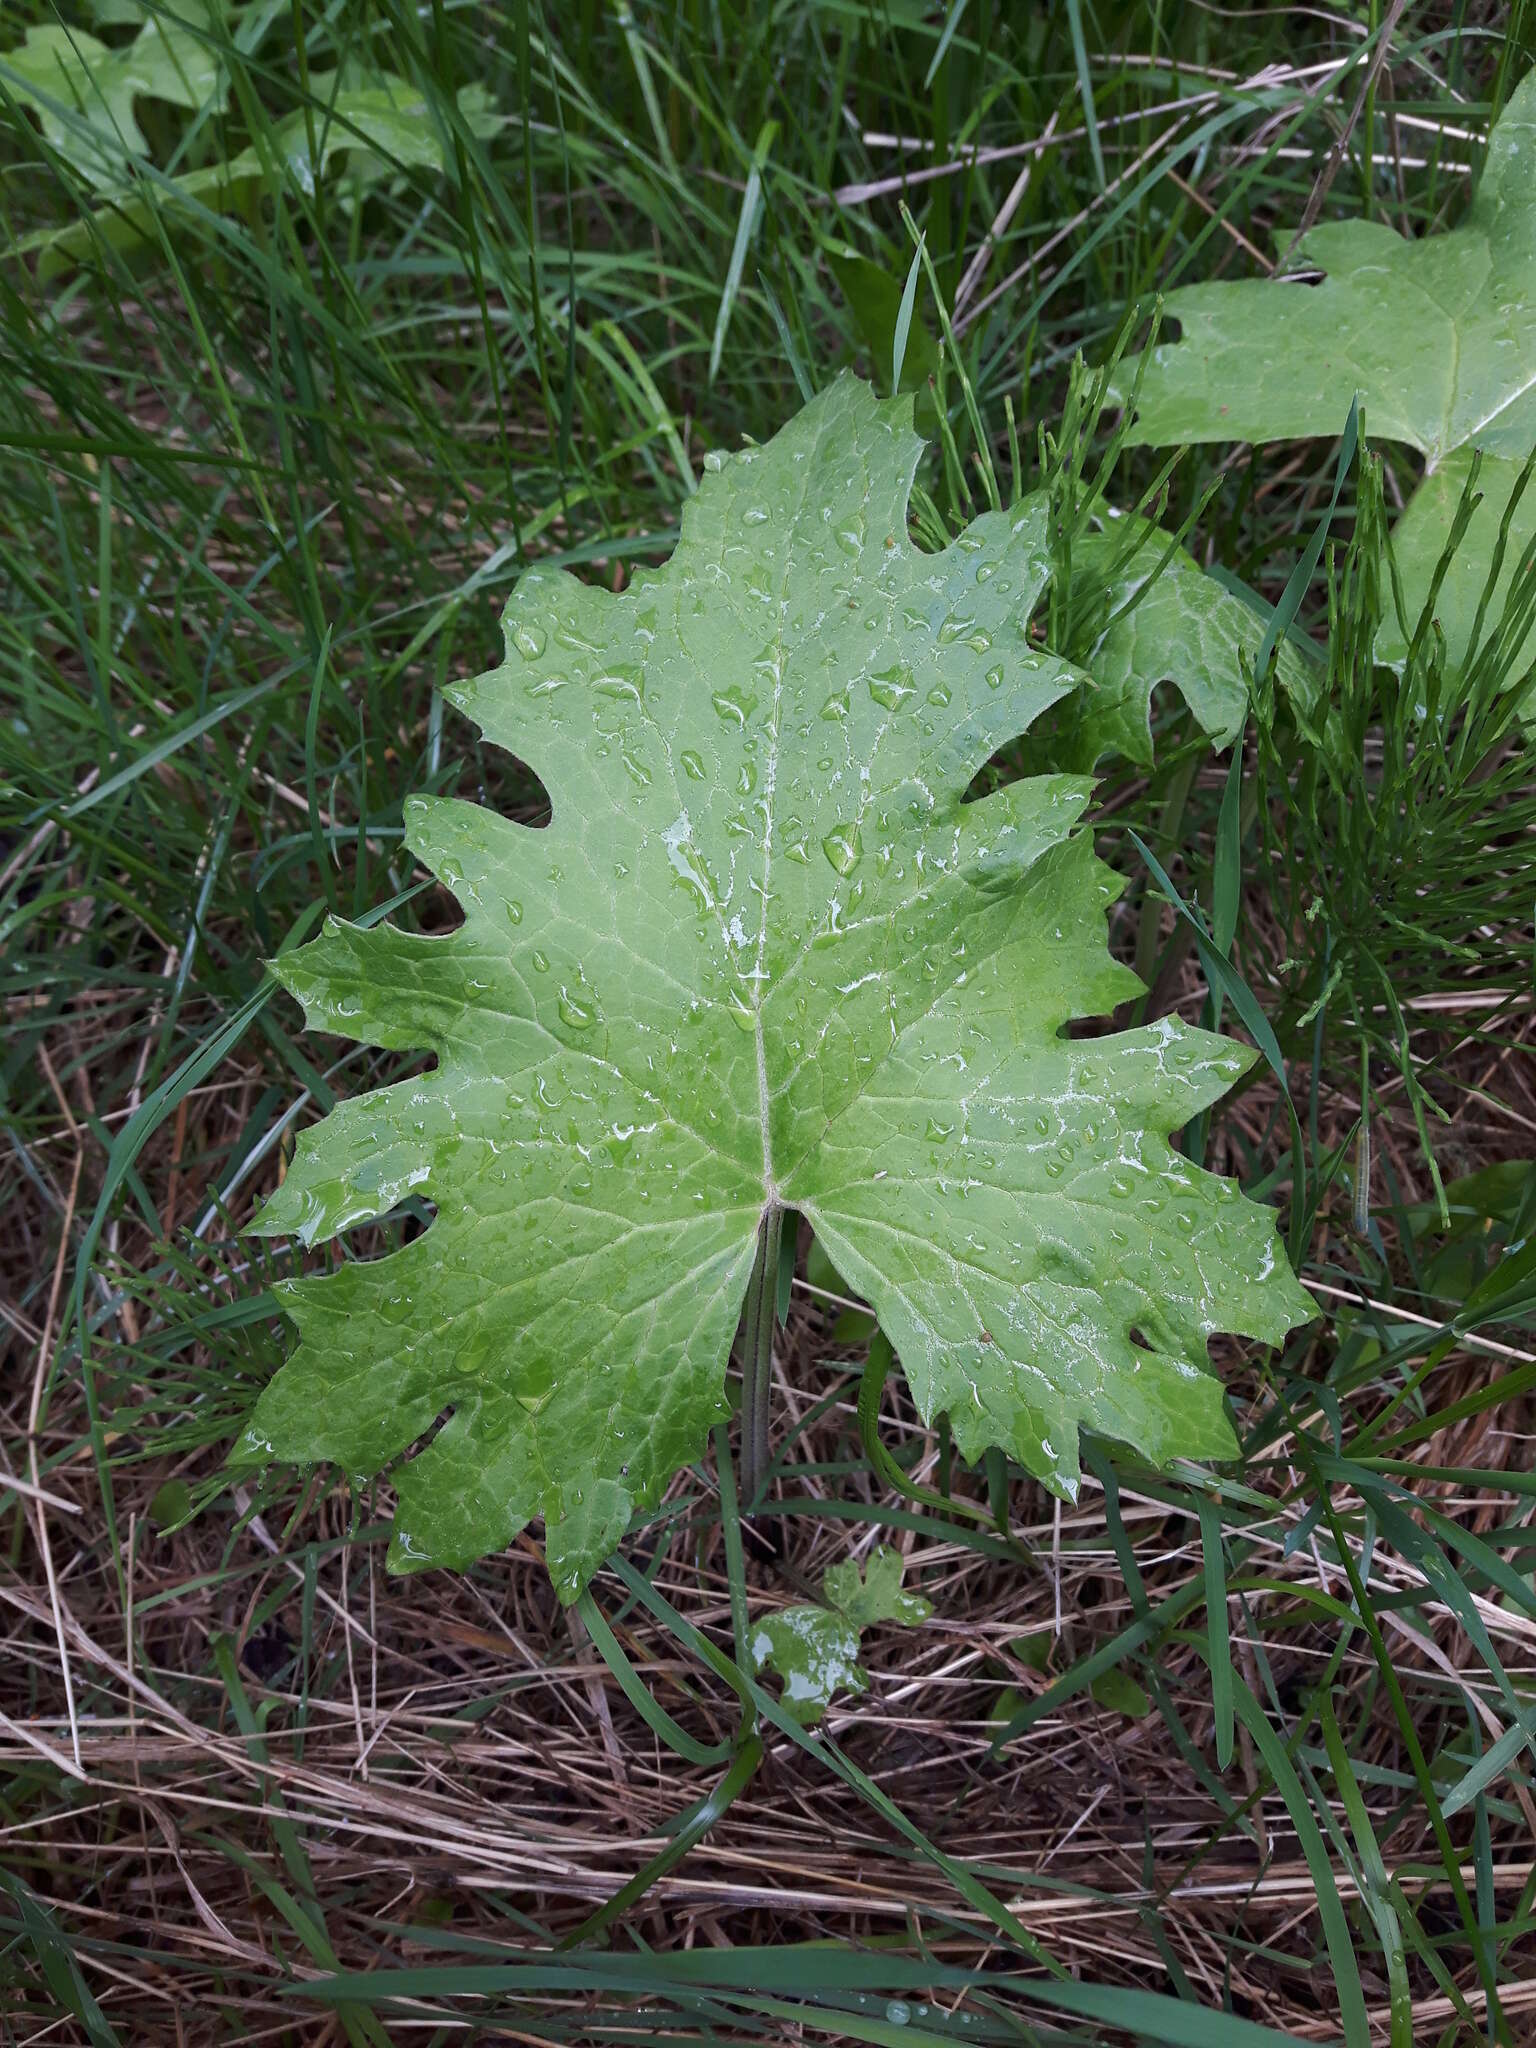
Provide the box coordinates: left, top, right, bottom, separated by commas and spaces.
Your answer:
242, 376, 1311, 1598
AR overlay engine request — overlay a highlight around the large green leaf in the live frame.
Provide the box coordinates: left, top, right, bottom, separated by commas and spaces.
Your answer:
752, 1546, 930, 1727
241, 375, 1311, 1600
1115, 75, 1536, 697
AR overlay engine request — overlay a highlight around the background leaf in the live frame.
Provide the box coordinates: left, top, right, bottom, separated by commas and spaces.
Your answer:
1114, 73, 1536, 695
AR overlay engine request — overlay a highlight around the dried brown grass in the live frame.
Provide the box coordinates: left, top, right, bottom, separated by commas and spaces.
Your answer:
5, 947, 1535, 2042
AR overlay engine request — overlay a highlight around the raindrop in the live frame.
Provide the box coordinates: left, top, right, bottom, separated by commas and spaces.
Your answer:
868, 662, 916, 710
712, 686, 758, 727
663, 814, 715, 911
822, 822, 863, 876
558, 986, 599, 1031
726, 986, 757, 1033
595, 666, 644, 703
512, 620, 547, 660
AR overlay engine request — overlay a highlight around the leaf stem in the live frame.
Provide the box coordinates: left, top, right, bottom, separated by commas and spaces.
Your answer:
738, 1202, 783, 1508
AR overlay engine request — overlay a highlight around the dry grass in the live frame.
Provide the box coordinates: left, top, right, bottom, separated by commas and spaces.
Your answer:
6, 950, 1534, 2041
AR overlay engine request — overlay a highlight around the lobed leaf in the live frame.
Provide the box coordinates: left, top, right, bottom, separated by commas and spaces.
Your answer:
242, 375, 1312, 1599
19, 66, 500, 270
752, 1545, 930, 1726
1049, 517, 1322, 765
1114, 75, 1536, 703
3, 15, 227, 185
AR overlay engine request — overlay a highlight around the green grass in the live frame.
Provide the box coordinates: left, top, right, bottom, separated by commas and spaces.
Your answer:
2, 2, 1535, 2043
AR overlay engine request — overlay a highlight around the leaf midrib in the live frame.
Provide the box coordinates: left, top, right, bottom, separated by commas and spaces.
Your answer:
748, 394, 852, 1208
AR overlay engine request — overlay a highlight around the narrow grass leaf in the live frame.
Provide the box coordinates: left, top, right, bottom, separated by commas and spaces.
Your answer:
709, 120, 776, 384
1065, 0, 1106, 190
0, 1869, 120, 2048
892, 234, 926, 398
1256, 401, 1359, 676
1319, 1693, 1413, 2047
924, 1, 970, 87
1229, 1673, 1371, 2047
1198, 1498, 1234, 1771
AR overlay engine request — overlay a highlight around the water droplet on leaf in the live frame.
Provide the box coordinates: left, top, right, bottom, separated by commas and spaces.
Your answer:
822, 822, 862, 876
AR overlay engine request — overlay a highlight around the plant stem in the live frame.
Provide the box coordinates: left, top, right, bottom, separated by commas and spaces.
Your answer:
738, 1201, 783, 1509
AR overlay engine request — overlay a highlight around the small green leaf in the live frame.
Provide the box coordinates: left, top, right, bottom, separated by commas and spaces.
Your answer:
149, 1478, 195, 1530
1115, 75, 1536, 699
805, 1232, 876, 1340
986, 1684, 1026, 1734
752, 1545, 930, 1726
1090, 1667, 1152, 1718
821, 1544, 932, 1629
1010, 1631, 1053, 1674
1054, 517, 1320, 764
242, 376, 1312, 1601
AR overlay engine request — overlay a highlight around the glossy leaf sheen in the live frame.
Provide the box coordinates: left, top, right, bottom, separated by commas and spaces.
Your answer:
1117, 75, 1536, 693
752, 1546, 931, 1726
243, 376, 1311, 1600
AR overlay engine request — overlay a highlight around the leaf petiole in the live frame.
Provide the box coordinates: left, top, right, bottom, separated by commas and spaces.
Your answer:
738, 1203, 783, 1509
